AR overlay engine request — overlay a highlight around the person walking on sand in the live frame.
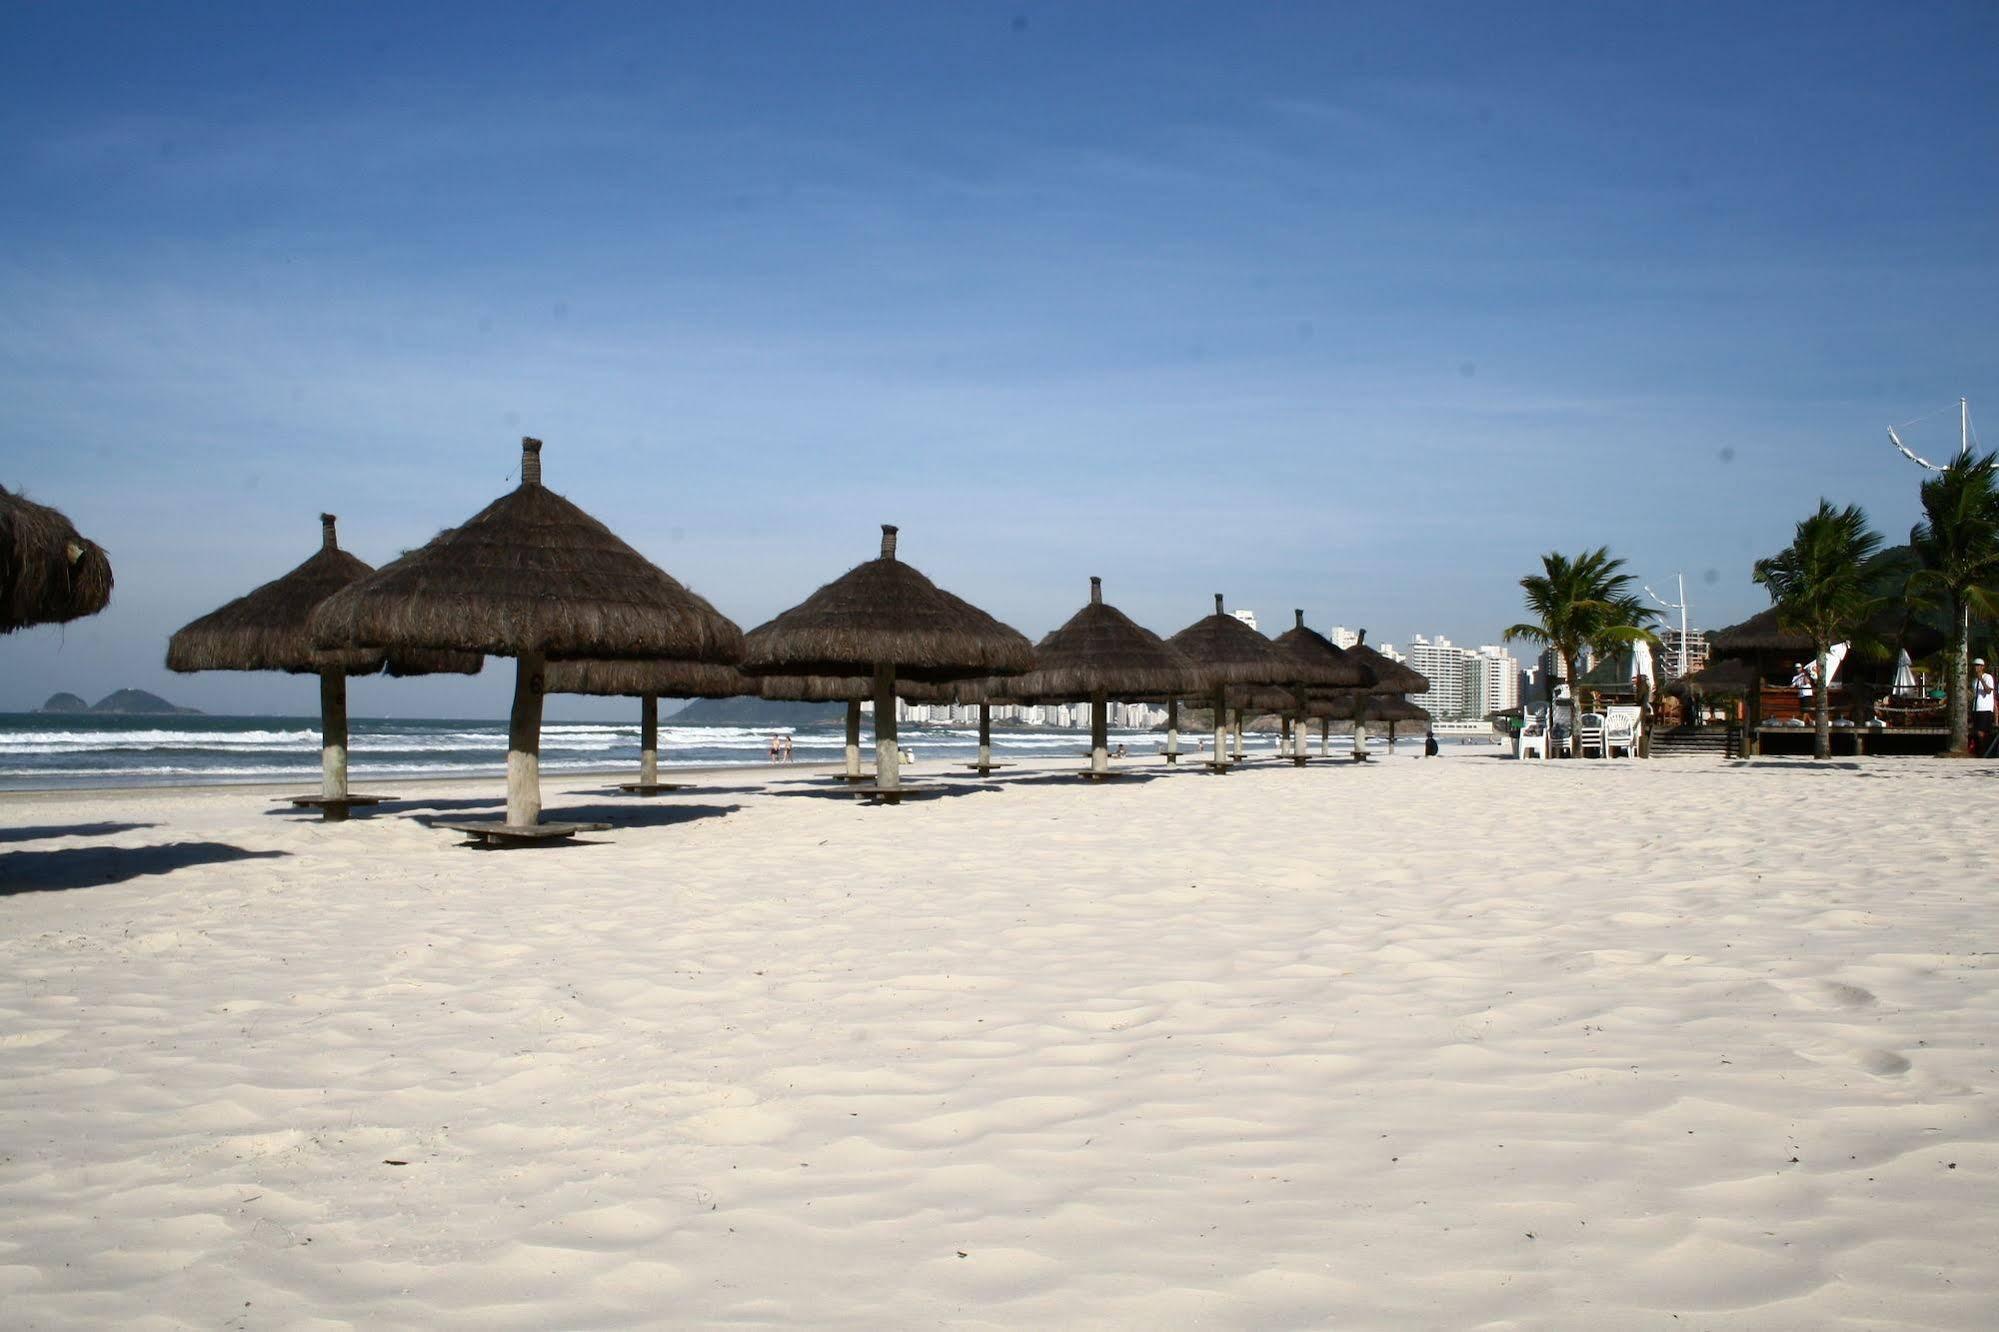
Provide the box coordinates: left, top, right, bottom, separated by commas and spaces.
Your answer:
767, 733, 781, 763
1972, 658, 1995, 757
781, 732, 795, 762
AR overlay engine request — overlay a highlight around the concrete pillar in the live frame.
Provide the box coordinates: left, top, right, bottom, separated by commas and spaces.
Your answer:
507, 651, 546, 826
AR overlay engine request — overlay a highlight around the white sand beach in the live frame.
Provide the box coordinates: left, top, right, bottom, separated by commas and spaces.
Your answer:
2, 754, 1994, 1328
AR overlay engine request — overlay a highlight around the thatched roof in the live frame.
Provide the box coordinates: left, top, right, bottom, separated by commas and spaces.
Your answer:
169, 514, 478, 678
309, 438, 742, 663
738, 525, 1034, 684
1672, 657, 1760, 696
756, 673, 959, 703
1165, 594, 1293, 690
983, 576, 1196, 704
1, 486, 112, 634
1317, 692, 1433, 723
1273, 610, 1374, 688
1709, 604, 1945, 662
1344, 632, 1429, 694
543, 657, 752, 699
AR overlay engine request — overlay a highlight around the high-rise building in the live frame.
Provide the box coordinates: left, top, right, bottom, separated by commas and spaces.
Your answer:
1659, 628, 1710, 679
1405, 635, 1469, 719
1328, 625, 1361, 649
1474, 645, 1521, 716
1230, 609, 1259, 632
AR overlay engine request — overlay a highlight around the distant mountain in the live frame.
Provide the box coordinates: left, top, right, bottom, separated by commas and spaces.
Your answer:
672, 696, 843, 727
88, 689, 203, 716
37, 692, 89, 714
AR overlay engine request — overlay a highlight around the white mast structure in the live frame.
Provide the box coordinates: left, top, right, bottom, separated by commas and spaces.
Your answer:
1887, 397, 1971, 472
1645, 574, 1691, 679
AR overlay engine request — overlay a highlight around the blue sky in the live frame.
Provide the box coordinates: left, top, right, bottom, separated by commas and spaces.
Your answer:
4, 3, 1996, 718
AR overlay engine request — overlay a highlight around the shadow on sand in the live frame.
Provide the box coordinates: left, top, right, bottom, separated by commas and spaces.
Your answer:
409, 802, 742, 835
768, 783, 998, 803
0, 821, 161, 844
0, 842, 289, 895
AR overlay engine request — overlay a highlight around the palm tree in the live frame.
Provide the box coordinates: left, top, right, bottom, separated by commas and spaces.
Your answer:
1908, 454, 1999, 755
1753, 501, 1885, 760
1505, 548, 1657, 757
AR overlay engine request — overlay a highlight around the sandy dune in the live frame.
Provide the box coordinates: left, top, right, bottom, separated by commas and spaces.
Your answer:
2, 754, 1994, 1328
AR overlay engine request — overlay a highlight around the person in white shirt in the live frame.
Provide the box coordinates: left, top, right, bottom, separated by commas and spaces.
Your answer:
1971, 658, 1995, 756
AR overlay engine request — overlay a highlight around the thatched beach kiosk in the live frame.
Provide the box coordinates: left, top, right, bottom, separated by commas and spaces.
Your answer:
753, 673, 957, 781
1336, 631, 1428, 757
310, 438, 743, 842
1, 486, 113, 634
542, 658, 751, 794
1165, 594, 1292, 772
739, 524, 1032, 797
1270, 609, 1374, 763
168, 514, 480, 819
992, 576, 1196, 778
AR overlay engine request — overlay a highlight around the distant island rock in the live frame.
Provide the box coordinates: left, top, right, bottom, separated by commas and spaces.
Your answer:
671, 696, 842, 727
38, 689, 202, 716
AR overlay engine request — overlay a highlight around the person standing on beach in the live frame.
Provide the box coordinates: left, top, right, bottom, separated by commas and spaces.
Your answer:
1424, 729, 1439, 758
1972, 658, 1995, 756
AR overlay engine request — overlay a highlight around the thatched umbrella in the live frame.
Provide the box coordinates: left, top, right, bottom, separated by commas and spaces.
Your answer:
167, 514, 480, 818
542, 658, 752, 793
310, 438, 743, 836
1165, 594, 1292, 772
739, 524, 1033, 794
2, 486, 113, 634
1269, 610, 1375, 764
989, 576, 1195, 777
1333, 630, 1429, 758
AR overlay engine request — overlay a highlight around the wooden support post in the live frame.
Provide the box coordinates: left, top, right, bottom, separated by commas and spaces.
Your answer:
1320, 717, 1330, 758
873, 662, 900, 791
1292, 715, 1308, 764
639, 694, 659, 785
1232, 712, 1245, 761
319, 669, 349, 803
1212, 686, 1228, 770
1166, 696, 1180, 762
978, 701, 992, 769
1091, 689, 1109, 775
844, 699, 863, 779
507, 651, 546, 826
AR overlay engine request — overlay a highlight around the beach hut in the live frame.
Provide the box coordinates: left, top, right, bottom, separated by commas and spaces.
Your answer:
739, 524, 1033, 796
1334, 631, 1428, 757
542, 658, 752, 794
989, 576, 1196, 778
310, 438, 743, 842
167, 513, 481, 819
1270, 610, 1375, 763
1165, 594, 1293, 772
1, 486, 113, 634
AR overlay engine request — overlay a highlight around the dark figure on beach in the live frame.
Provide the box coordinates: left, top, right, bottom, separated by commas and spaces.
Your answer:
1423, 730, 1439, 758
1973, 658, 1995, 757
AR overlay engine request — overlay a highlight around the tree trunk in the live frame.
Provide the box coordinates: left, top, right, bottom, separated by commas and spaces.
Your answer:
1212, 686, 1228, 770
873, 663, 899, 790
1166, 697, 1180, 763
319, 669, 348, 802
844, 700, 862, 778
1090, 690, 1109, 774
1562, 651, 1581, 758
1814, 643, 1832, 760
978, 701, 992, 769
507, 652, 546, 826
639, 694, 659, 785
1948, 594, 1970, 755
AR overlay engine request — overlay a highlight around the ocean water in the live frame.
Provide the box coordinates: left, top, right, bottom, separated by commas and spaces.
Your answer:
0, 713, 1238, 791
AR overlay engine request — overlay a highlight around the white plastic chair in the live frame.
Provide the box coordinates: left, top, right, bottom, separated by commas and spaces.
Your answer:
1517, 715, 1550, 760
1578, 712, 1606, 758
1604, 707, 1640, 758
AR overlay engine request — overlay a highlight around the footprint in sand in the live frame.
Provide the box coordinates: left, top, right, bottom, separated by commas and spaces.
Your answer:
1855, 1049, 1911, 1076
1819, 981, 1877, 1008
